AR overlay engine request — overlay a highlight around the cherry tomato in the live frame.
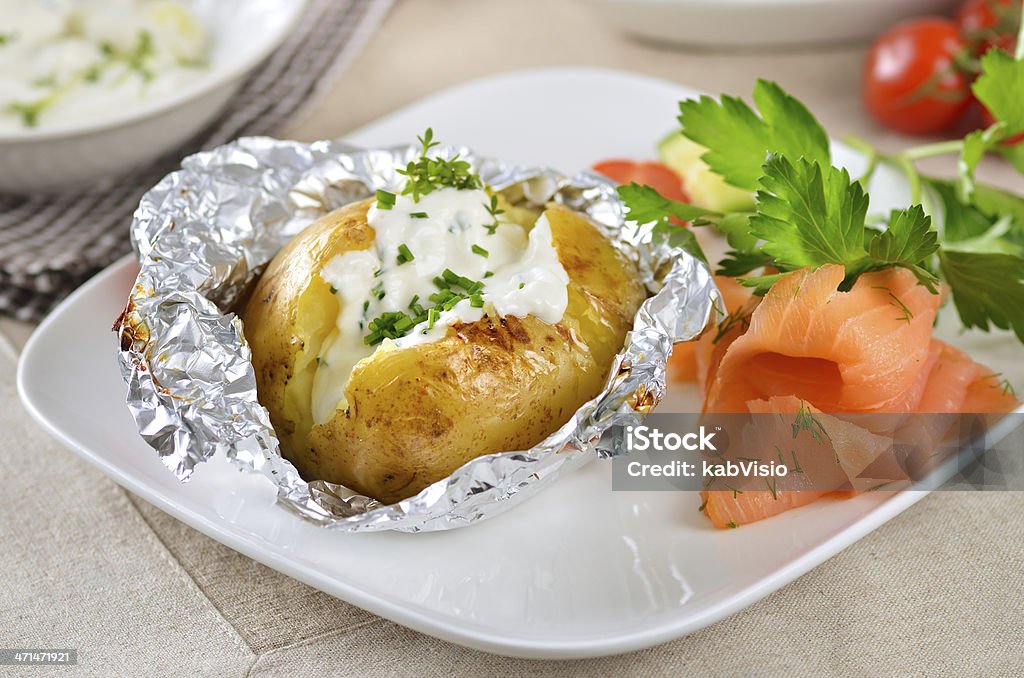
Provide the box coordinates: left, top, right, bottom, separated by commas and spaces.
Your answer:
956, 0, 1020, 55
591, 160, 690, 203
981, 106, 1024, 145
863, 18, 973, 135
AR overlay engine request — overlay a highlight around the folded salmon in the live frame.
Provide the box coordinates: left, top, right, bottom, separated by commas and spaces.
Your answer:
705, 265, 943, 414
701, 396, 902, 529
695, 266, 1020, 528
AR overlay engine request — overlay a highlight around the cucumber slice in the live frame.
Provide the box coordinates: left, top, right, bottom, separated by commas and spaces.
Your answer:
658, 132, 754, 213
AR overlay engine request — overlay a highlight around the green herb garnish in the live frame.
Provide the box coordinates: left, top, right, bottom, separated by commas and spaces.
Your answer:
127, 30, 155, 81
483, 195, 504, 234
410, 211, 428, 219
7, 101, 43, 127
471, 244, 489, 258
397, 128, 482, 202
376, 189, 396, 210
364, 268, 486, 344
396, 243, 415, 265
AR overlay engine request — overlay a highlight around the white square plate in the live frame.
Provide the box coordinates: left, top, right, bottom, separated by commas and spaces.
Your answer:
17, 68, 1023, 659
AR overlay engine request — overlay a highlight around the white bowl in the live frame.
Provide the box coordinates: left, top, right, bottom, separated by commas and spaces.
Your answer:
586, 0, 960, 48
0, 0, 306, 195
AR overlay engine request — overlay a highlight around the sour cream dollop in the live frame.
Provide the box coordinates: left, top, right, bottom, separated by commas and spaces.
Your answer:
311, 187, 571, 425
0, 0, 209, 131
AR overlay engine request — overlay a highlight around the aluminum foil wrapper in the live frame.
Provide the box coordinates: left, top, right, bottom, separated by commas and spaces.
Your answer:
116, 137, 722, 532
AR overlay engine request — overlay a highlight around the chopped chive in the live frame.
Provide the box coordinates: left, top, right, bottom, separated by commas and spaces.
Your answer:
442, 268, 461, 285
376, 189, 396, 210
483, 270, 494, 278
371, 282, 385, 300
362, 300, 369, 313
518, 282, 525, 289
396, 243, 415, 265
469, 294, 484, 308
433, 275, 449, 289
427, 307, 439, 329
471, 244, 489, 258
410, 211, 428, 219
329, 285, 338, 295
408, 295, 420, 309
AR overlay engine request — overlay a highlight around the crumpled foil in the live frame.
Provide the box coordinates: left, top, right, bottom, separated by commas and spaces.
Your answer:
115, 137, 722, 532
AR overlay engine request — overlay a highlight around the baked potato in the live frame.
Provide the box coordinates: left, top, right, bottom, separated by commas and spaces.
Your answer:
241, 195, 645, 504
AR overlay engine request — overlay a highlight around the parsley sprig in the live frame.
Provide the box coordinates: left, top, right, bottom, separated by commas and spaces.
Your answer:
619, 39, 1024, 345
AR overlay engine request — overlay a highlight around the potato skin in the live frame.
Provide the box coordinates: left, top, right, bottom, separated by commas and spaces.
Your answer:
241, 199, 646, 504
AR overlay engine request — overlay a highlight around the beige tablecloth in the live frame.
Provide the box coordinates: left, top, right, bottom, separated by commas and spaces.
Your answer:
2, 1, 1022, 675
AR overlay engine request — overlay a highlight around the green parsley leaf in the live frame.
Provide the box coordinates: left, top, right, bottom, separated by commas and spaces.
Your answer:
750, 155, 868, 271
678, 79, 830, 191
928, 179, 1024, 253
938, 250, 1024, 342
715, 212, 758, 253
618, 182, 718, 224
973, 50, 1024, 135
867, 205, 940, 290
716, 250, 775, 278
958, 126, 1001, 201
617, 182, 717, 263
737, 272, 787, 296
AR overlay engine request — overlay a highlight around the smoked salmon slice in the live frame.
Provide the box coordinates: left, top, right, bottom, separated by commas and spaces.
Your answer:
694, 266, 1020, 529
704, 265, 944, 414
668, 275, 754, 384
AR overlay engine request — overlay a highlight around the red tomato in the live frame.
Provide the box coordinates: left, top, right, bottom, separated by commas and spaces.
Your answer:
592, 160, 690, 203
981, 106, 1024, 145
956, 0, 1019, 55
863, 18, 973, 135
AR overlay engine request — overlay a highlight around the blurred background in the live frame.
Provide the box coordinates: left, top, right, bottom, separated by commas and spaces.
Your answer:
2, 0, 1020, 334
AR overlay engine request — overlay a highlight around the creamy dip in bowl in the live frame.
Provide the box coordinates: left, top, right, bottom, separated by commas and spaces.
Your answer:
0, 0, 306, 193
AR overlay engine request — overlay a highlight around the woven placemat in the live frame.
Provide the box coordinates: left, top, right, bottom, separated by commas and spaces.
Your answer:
0, 0, 392, 322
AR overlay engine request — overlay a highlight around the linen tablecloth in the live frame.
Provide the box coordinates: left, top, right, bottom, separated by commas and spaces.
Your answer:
2, 1, 1022, 675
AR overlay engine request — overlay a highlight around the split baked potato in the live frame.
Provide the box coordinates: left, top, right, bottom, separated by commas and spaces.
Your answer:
241, 198, 645, 504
